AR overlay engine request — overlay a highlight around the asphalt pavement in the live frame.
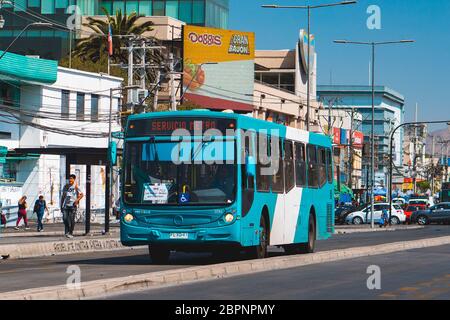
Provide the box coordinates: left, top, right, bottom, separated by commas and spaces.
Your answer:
0, 225, 448, 295
108, 244, 450, 300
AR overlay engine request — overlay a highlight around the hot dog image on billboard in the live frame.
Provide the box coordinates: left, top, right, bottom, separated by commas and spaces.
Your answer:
183, 25, 255, 112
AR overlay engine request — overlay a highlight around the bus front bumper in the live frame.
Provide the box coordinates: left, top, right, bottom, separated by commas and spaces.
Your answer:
120, 222, 241, 247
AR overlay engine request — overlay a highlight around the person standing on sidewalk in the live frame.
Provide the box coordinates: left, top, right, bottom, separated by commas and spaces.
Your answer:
14, 196, 29, 230
33, 195, 48, 232
60, 174, 84, 238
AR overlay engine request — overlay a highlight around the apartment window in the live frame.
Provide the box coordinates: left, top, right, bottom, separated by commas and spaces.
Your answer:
61, 90, 70, 119
55, 0, 68, 8
91, 94, 99, 122
41, 0, 55, 14
28, 0, 40, 7
126, 0, 139, 14
112, 0, 125, 14
139, 0, 152, 15
193, 0, 205, 24
179, 0, 193, 23
153, 0, 165, 15
76, 93, 85, 120
165, 0, 179, 19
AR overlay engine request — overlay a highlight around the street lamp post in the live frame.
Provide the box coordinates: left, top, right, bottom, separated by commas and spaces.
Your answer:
334, 39, 414, 228
262, 1, 356, 131
0, 22, 52, 60
106, 85, 140, 234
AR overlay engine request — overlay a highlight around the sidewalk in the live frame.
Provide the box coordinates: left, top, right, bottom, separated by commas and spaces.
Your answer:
334, 224, 423, 234
1, 221, 119, 241
0, 222, 125, 259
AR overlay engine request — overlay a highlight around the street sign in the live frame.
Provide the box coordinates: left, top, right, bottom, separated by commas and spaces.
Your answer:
111, 131, 124, 139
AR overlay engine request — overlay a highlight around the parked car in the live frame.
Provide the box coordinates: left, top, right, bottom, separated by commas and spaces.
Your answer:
411, 202, 450, 225
404, 204, 427, 223
345, 203, 406, 225
409, 197, 434, 207
335, 204, 356, 225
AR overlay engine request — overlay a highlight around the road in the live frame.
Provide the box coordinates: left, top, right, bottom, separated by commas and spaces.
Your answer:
109, 245, 450, 300
0, 225, 448, 294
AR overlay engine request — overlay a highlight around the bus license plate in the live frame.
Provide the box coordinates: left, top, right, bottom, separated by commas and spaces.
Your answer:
169, 233, 189, 239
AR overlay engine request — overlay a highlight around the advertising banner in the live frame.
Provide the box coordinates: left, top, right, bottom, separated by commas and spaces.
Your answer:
332, 128, 341, 145
352, 131, 364, 149
183, 25, 255, 112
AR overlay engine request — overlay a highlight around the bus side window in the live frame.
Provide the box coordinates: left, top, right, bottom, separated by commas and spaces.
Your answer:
307, 144, 318, 188
256, 133, 270, 192
241, 130, 254, 217
284, 140, 295, 192
295, 142, 307, 187
271, 138, 284, 193
326, 148, 333, 183
318, 147, 327, 187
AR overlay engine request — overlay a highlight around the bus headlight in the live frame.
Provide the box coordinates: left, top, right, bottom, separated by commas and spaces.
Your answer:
224, 213, 235, 223
124, 214, 134, 223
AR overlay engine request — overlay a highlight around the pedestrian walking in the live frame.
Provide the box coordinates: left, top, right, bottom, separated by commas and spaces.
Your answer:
14, 196, 29, 230
60, 174, 84, 238
380, 207, 389, 228
33, 195, 48, 232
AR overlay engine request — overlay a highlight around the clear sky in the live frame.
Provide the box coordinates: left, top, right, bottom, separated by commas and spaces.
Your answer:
229, 0, 450, 131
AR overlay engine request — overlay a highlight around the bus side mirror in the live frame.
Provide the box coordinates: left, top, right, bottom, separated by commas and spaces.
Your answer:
108, 141, 117, 166
246, 155, 256, 177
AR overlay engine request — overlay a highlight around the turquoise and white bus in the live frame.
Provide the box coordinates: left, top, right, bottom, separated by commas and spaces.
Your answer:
120, 110, 334, 263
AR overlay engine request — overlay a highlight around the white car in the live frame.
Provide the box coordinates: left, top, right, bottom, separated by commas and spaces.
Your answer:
345, 203, 406, 225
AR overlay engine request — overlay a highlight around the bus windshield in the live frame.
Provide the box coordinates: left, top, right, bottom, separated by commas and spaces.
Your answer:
123, 140, 236, 206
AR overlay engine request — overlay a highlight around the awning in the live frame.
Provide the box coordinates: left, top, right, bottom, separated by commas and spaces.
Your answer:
0, 51, 57, 84
334, 180, 354, 197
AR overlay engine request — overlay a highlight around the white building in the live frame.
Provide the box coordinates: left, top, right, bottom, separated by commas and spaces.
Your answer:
0, 52, 123, 220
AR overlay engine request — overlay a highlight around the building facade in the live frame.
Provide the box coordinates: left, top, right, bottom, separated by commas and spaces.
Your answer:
317, 85, 405, 188
0, 51, 123, 220
0, 0, 229, 60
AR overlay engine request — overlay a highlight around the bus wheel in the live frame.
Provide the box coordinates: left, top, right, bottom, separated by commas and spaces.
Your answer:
247, 215, 269, 259
298, 214, 316, 254
149, 245, 170, 264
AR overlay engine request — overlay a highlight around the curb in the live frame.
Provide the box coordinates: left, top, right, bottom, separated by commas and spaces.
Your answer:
0, 229, 119, 238
0, 237, 132, 259
334, 226, 424, 234
1, 235, 449, 300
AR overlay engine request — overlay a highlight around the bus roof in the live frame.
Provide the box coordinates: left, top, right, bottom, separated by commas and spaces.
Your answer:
127, 110, 331, 147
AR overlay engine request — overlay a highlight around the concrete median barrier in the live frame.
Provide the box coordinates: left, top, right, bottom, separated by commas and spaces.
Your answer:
1, 235, 449, 300
0, 237, 132, 259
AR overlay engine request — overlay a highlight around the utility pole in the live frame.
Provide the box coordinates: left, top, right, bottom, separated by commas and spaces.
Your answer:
169, 52, 177, 111
444, 140, 450, 182
348, 108, 354, 189
431, 134, 435, 195
412, 103, 418, 193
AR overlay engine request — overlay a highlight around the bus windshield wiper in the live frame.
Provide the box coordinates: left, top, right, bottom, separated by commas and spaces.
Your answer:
191, 140, 210, 162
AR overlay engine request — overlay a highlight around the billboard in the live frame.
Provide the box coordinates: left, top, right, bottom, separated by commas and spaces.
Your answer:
183, 25, 255, 112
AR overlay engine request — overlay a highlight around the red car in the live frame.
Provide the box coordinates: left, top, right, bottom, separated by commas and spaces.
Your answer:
404, 204, 427, 223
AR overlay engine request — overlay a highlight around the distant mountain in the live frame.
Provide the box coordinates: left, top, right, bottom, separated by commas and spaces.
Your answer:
426, 128, 450, 156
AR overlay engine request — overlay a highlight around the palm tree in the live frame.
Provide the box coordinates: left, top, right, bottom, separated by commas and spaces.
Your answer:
73, 7, 156, 64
